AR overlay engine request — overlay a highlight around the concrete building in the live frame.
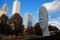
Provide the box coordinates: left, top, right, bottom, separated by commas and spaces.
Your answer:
12, 0, 20, 15
32, 17, 35, 26
0, 4, 8, 17
24, 12, 35, 29
10, 0, 23, 31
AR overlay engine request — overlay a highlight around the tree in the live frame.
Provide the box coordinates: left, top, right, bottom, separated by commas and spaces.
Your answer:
48, 24, 59, 31
0, 14, 9, 24
25, 27, 33, 35
33, 23, 42, 36
0, 22, 11, 35
3, 24, 11, 35
0, 14, 11, 35
9, 13, 24, 35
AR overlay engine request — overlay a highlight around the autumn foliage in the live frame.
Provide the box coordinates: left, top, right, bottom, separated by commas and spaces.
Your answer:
25, 27, 33, 34
48, 24, 59, 31
0, 14, 59, 36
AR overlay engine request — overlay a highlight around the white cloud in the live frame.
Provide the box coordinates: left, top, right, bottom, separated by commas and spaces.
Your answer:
43, 0, 60, 13
48, 20, 60, 26
48, 20, 60, 30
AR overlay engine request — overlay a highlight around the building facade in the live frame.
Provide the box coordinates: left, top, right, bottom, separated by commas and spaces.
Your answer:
0, 4, 8, 17
12, 0, 20, 15
24, 13, 35, 29
8, 0, 23, 34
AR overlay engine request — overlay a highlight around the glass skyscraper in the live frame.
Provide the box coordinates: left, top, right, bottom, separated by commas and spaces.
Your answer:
24, 12, 35, 29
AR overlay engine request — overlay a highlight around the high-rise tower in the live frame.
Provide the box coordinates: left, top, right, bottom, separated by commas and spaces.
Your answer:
24, 13, 35, 29
12, 0, 20, 15
9, 0, 23, 34
0, 4, 8, 17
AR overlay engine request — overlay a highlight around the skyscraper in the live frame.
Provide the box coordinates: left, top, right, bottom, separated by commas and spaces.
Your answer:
32, 17, 35, 26
12, 0, 20, 15
2, 4, 8, 12
0, 4, 8, 17
9, 0, 23, 34
24, 13, 35, 29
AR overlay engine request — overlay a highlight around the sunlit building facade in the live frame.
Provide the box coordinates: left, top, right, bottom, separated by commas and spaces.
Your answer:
12, 0, 20, 15
0, 4, 8, 17
24, 13, 35, 29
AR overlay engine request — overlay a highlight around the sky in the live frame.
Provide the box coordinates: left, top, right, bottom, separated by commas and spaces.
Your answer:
0, 0, 60, 30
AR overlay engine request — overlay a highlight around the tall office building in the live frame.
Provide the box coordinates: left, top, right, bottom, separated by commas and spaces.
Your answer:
9, 0, 23, 32
2, 4, 8, 12
24, 13, 35, 29
32, 17, 35, 26
12, 0, 20, 15
0, 4, 8, 17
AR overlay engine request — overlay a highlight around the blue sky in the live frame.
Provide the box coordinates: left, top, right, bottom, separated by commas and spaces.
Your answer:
0, 0, 60, 30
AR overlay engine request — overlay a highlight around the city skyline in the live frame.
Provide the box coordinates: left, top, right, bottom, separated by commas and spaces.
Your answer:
0, 0, 60, 30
